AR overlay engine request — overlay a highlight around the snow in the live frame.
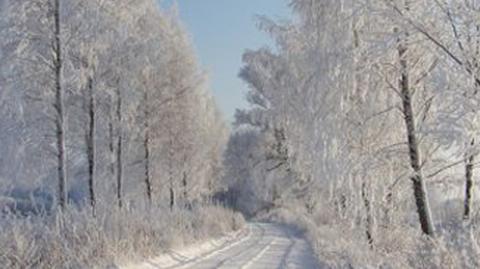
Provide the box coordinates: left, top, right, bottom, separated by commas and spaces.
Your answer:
121, 223, 320, 269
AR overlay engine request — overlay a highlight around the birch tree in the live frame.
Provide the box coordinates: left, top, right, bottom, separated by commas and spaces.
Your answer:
1, 0, 69, 209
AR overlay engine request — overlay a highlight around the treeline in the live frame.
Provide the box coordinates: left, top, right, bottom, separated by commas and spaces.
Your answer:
0, 0, 227, 213
225, 0, 480, 259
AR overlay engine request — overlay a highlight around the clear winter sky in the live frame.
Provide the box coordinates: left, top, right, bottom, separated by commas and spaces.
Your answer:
161, 0, 292, 123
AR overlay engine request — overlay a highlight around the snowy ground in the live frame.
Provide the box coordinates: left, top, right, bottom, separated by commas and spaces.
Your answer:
122, 222, 320, 269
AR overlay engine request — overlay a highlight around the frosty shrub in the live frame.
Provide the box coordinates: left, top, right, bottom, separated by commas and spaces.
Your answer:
0, 205, 245, 269
260, 204, 480, 269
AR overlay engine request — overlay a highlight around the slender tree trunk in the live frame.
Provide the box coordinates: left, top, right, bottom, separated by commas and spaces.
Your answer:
361, 179, 374, 248
53, 0, 67, 210
108, 97, 115, 178
86, 76, 96, 215
143, 126, 152, 205
169, 168, 175, 211
182, 171, 187, 204
384, 191, 393, 226
169, 128, 175, 210
143, 93, 152, 206
115, 86, 123, 209
170, 186, 175, 210
463, 22, 480, 221
107, 95, 117, 209
397, 26, 435, 236
383, 164, 394, 227
464, 138, 475, 220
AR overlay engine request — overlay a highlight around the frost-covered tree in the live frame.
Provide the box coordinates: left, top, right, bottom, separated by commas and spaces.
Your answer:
0, 0, 228, 214
229, 0, 480, 244
384, 0, 480, 221
0, 0, 71, 209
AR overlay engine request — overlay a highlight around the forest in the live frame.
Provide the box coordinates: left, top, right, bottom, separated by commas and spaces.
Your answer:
2, 0, 480, 268
223, 0, 480, 268
0, 0, 243, 268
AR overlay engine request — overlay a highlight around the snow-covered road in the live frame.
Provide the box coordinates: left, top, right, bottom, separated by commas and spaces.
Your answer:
124, 223, 320, 269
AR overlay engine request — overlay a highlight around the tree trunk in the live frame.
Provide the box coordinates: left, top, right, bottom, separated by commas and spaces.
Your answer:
169, 128, 175, 210
86, 76, 96, 215
383, 190, 393, 227
143, 127, 152, 205
115, 86, 123, 209
182, 171, 188, 205
464, 138, 475, 220
397, 26, 435, 236
54, 0, 67, 210
109, 95, 115, 178
361, 180, 374, 248
462, 21, 480, 221
143, 93, 152, 206
170, 186, 175, 211
464, 22, 480, 220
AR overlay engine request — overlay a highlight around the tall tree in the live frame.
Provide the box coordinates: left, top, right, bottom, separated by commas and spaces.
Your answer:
396, 23, 435, 235
53, 0, 68, 210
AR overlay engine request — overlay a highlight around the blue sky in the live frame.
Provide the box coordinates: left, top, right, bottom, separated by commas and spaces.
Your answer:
161, 0, 292, 123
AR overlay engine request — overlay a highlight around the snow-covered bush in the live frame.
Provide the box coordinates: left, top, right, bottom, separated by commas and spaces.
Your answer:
0, 205, 244, 269
260, 203, 480, 269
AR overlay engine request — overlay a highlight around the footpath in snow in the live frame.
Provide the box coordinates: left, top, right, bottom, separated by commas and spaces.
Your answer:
121, 222, 320, 269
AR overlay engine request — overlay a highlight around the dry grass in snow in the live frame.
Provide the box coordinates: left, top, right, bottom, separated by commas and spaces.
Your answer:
0, 205, 245, 269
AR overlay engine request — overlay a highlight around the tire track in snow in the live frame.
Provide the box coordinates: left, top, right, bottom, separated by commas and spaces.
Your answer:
238, 238, 276, 269
209, 223, 267, 269
169, 225, 256, 269
126, 223, 320, 269
277, 226, 296, 269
